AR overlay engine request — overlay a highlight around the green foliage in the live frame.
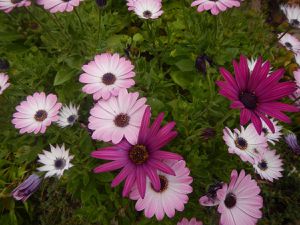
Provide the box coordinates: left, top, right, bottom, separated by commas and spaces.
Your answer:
0, 0, 300, 224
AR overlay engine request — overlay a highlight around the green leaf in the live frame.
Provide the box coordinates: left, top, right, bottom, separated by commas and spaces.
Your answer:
175, 59, 194, 72
54, 68, 77, 86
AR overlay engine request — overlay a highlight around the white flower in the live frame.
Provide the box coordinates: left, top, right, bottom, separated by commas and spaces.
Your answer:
56, 103, 79, 128
280, 4, 300, 28
261, 118, 283, 145
37, 144, 74, 178
133, 0, 163, 20
278, 33, 300, 54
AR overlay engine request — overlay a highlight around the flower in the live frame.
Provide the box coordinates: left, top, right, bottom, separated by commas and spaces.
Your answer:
247, 58, 271, 73
88, 89, 146, 144
290, 68, 300, 107
11, 174, 41, 202
126, 0, 136, 11
0, 0, 30, 13
79, 53, 135, 101
177, 217, 203, 225
217, 55, 298, 134
36, 0, 82, 13
129, 160, 193, 220
191, 0, 240, 16
296, 54, 300, 66
280, 4, 300, 28
260, 118, 282, 144
0, 73, 10, 95
285, 133, 300, 154
0, 58, 9, 70
217, 170, 263, 225
91, 107, 182, 198
223, 124, 268, 163
278, 33, 300, 54
253, 149, 283, 182
12, 92, 62, 134
199, 182, 224, 207
133, 0, 163, 20
37, 144, 74, 178
56, 103, 79, 128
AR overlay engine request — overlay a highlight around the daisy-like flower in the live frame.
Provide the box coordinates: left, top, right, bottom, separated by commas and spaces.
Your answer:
88, 89, 146, 144
223, 124, 268, 163
191, 0, 240, 16
280, 4, 300, 28
91, 107, 183, 198
217, 170, 263, 225
37, 144, 74, 178
217, 55, 298, 134
260, 118, 282, 144
133, 0, 163, 20
126, 0, 136, 11
36, 0, 82, 13
0, 73, 10, 95
0, 0, 30, 13
177, 217, 203, 225
12, 92, 62, 134
129, 160, 192, 220
56, 103, 79, 128
199, 182, 224, 207
285, 133, 300, 154
79, 53, 135, 101
278, 33, 300, 54
253, 149, 283, 182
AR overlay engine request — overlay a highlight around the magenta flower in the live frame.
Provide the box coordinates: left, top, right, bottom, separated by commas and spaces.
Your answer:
191, 0, 241, 15
217, 170, 263, 225
91, 107, 182, 198
177, 218, 203, 225
0, 0, 30, 13
36, 0, 82, 13
217, 55, 298, 134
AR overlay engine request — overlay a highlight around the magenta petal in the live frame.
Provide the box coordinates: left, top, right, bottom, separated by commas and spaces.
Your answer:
239, 55, 250, 82
233, 59, 246, 90
251, 113, 263, 134
122, 173, 136, 197
144, 166, 160, 192
219, 67, 239, 90
91, 149, 124, 160
255, 111, 275, 133
240, 109, 252, 125
149, 131, 178, 150
148, 112, 164, 137
136, 166, 146, 198
248, 56, 263, 90
152, 150, 183, 160
138, 106, 151, 143
111, 165, 134, 187
93, 160, 125, 173
147, 159, 176, 176
256, 68, 285, 95
258, 104, 291, 123
230, 101, 244, 109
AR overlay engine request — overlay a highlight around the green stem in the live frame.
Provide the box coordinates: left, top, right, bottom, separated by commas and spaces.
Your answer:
97, 9, 102, 49
74, 8, 83, 29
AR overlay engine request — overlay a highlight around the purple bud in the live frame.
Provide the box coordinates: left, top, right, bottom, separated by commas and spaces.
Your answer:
11, 174, 41, 202
285, 133, 300, 155
200, 127, 216, 141
195, 55, 213, 76
96, 0, 107, 8
0, 58, 9, 71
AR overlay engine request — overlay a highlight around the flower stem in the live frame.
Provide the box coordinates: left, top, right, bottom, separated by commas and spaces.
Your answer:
97, 8, 102, 49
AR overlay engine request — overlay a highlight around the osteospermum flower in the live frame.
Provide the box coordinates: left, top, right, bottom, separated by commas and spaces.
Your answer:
79, 53, 135, 101
223, 124, 268, 163
0, 73, 10, 95
37, 144, 74, 178
56, 103, 79, 128
260, 118, 282, 144
91, 107, 182, 198
253, 149, 283, 182
280, 4, 300, 28
199, 182, 224, 207
296, 54, 300, 66
191, 0, 240, 16
129, 160, 193, 220
88, 89, 146, 144
126, 0, 136, 11
133, 0, 163, 20
217, 55, 298, 134
0, 0, 30, 13
12, 92, 62, 134
278, 33, 300, 54
177, 218, 203, 225
285, 133, 300, 154
247, 58, 271, 74
290, 68, 300, 107
36, 0, 82, 13
217, 170, 263, 225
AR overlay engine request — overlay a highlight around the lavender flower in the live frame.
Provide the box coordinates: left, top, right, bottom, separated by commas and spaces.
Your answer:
285, 133, 300, 154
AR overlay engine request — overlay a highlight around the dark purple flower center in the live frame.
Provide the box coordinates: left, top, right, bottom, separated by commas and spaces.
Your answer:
129, 145, 149, 164
102, 73, 116, 85
96, 0, 107, 7
224, 193, 237, 208
291, 19, 300, 26
54, 158, 66, 169
207, 182, 223, 199
34, 110, 48, 122
143, 10, 152, 18
67, 115, 76, 123
11, 0, 23, 3
258, 160, 268, 171
152, 175, 168, 192
62, 0, 72, 2
285, 42, 292, 49
234, 137, 248, 150
239, 92, 257, 110
114, 113, 130, 127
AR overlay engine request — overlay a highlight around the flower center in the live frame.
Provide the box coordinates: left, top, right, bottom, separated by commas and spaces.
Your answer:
291, 19, 300, 26
67, 115, 76, 123
11, 0, 23, 3
262, 127, 268, 135
62, 0, 72, 2
258, 160, 268, 171
54, 158, 66, 170
143, 10, 152, 18
224, 193, 237, 208
34, 110, 48, 122
114, 113, 130, 127
102, 73, 116, 85
129, 145, 149, 164
285, 42, 292, 49
234, 137, 248, 150
239, 92, 257, 110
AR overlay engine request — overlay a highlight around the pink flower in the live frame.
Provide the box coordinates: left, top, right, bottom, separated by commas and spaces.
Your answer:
126, 0, 136, 11
12, 92, 62, 134
91, 107, 183, 198
216, 55, 298, 134
79, 53, 135, 101
191, 0, 240, 15
217, 170, 263, 225
88, 89, 147, 144
278, 33, 300, 54
36, 0, 82, 13
133, 0, 163, 20
129, 160, 192, 220
0, 0, 30, 13
199, 182, 224, 207
177, 217, 203, 225
290, 68, 300, 107
0, 73, 10, 95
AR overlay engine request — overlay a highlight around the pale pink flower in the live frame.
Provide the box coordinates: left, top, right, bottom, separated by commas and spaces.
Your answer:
0, 0, 30, 13
0, 73, 10, 95
199, 182, 224, 207
133, 0, 163, 20
126, 0, 136, 11
278, 33, 300, 54
12, 92, 62, 134
36, 0, 82, 13
260, 118, 282, 145
79, 53, 135, 101
191, 0, 241, 15
177, 217, 203, 225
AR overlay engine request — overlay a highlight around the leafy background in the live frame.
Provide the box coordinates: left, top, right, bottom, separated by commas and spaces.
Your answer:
0, 0, 300, 224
